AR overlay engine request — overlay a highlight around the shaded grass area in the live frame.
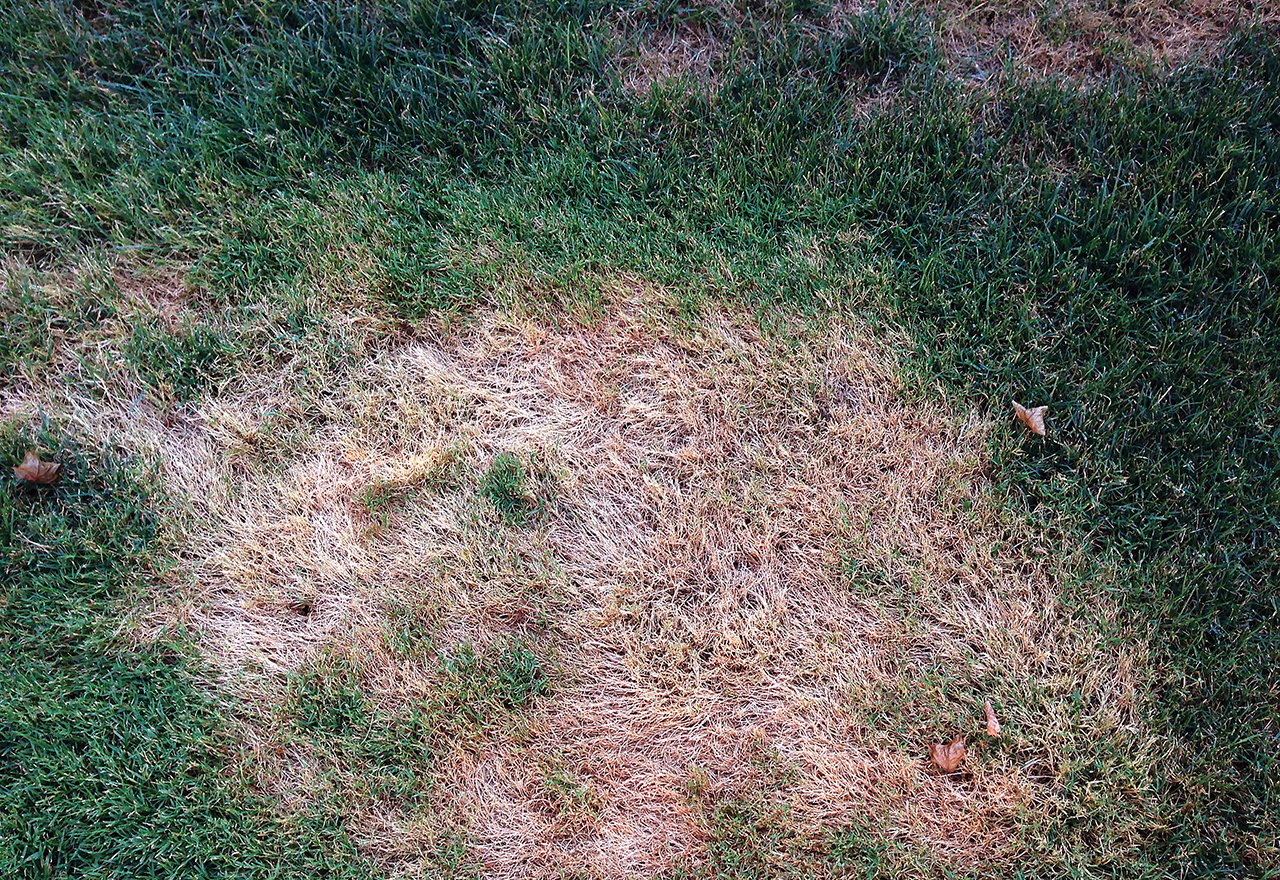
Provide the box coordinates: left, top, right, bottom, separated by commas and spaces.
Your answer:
2, 0, 1278, 874
0, 429, 373, 879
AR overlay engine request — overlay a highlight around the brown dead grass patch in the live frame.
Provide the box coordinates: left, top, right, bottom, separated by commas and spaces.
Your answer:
931, 0, 1275, 79
613, 12, 727, 96
113, 265, 196, 333
4, 280, 1162, 876
615, 0, 1271, 97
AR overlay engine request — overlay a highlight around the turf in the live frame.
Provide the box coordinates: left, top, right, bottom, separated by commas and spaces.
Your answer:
0, 428, 374, 878
1, 0, 1278, 875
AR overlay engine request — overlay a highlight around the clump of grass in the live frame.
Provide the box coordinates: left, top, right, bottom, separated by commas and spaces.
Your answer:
125, 321, 238, 402
480, 452, 548, 526
432, 641, 550, 731
544, 765, 603, 818
826, 2, 938, 81
689, 765, 938, 878
700, 796, 805, 880
0, 261, 118, 382
282, 652, 436, 813
264, 640, 550, 874
288, 653, 374, 738
380, 598, 438, 662
360, 479, 416, 530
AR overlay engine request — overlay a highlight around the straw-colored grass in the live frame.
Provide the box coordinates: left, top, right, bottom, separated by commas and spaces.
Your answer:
1, 266, 1164, 877
930, 0, 1276, 78
615, 17, 723, 95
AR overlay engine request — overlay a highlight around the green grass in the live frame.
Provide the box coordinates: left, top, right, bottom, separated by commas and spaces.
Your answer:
0, 427, 373, 879
2, 0, 1278, 875
430, 640, 550, 732
267, 642, 546, 876
480, 452, 548, 526
0, 258, 117, 383
125, 321, 239, 401
283, 653, 437, 813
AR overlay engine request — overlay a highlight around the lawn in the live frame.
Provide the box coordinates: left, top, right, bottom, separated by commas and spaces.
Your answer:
2, 1, 1278, 877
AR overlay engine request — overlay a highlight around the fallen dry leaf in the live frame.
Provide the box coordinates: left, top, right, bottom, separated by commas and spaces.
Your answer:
1012, 400, 1047, 436
929, 735, 967, 773
985, 699, 1002, 737
13, 450, 61, 485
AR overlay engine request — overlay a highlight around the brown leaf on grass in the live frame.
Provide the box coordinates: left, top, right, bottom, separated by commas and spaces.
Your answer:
1012, 400, 1047, 436
13, 450, 61, 485
929, 735, 967, 773
985, 699, 1002, 737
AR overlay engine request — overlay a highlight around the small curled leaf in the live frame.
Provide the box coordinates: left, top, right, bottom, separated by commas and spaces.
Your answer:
929, 735, 967, 773
1012, 400, 1047, 436
14, 450, 61, 485
985, 699, 1002, 738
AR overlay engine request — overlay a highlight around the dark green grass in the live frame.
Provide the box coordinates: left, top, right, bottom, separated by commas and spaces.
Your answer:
0, 428, 373, 879
480, 452, 552, 526
2, 0, 1278, 874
